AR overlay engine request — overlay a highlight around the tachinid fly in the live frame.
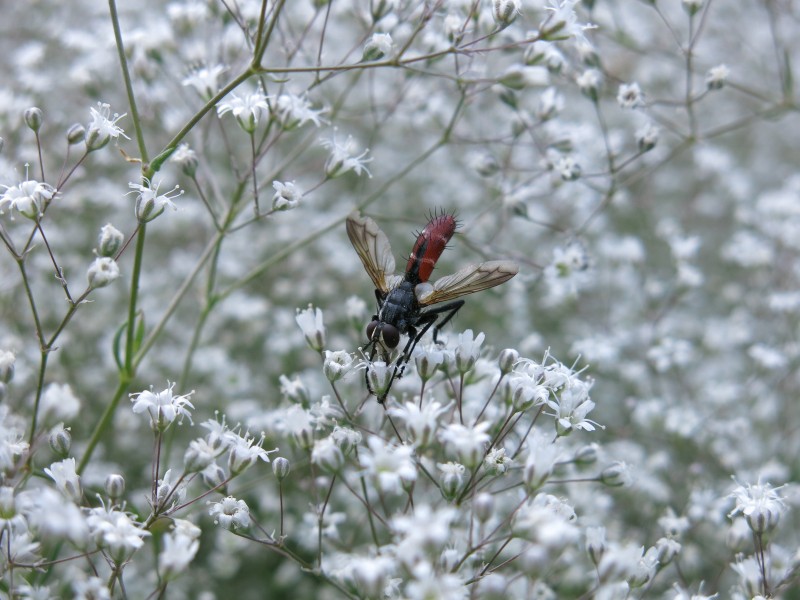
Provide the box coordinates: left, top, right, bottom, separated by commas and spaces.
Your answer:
346, 211, 518, 402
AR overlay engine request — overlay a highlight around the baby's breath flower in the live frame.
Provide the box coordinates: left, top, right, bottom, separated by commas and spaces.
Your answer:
600, 461, 633, 487
359, 436, 417, 494
636, 122, 660, 152
577, 68, 602, 101
85, 102, 129, 150
183, 438, 218, 473
366, 360, 393, 399
320, 131, 373, 178
86, 505, 150, 564
87, 257, 120, 289
104, 474, 125, 501
413, 343, 446, 381
279, 374, 310, 405
0, 350, 15, 383
388, 400, 452, 448
523, 432, 560, 490
296, 304, 326, 352
728, 479, 786, 534
473, 492, 494, 523
44, 458, 82, 503
96, 223, 124, 258
130, 178, 183, 224
208, 496, 250, 530
66, 123, 86, 145
682, 0, 704, 16
454, 329, 485, 374
171, 143, 198, 177
493, 0, 521, 27
217, 87, 270, 133
617, 82, 645, 109
272, 180, 302, 211
182, 64, 226, 99
555, 155, 581, 181
312, 436, 345, 473
24, 107, 43, 132
274, 92, 326, 129
484, 447, 512, 475
706, 64, 730, 90
0, 179, 55, 220
362, 33, 393, 62
130, 382, 195, 432
273, 457, 290, 480
48, 425, 71, 457
586, 525, 606, 566
224, 430, 277, 475
438, 462, 466, 500
159, 519, 200, 580
439, 421, 491, 468
542, 0, 596, 44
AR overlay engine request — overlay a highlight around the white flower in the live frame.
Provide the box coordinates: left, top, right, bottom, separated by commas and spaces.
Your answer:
617, 82, 644, 109
182, 64, 226, 99
87, 257, 120, 289
545, 379, 600, 436
85, 102, 129, 150
636, 122, 660, 151
391, 505, 457, 567
388, 400, 452, 448
272, 180, 302, 211
706, 64, 730, 90
96, 223, 124, 257
0, 179, 55, 220
44, 457, 82, 502
159, 519, 201, 580
728, 479, 786, 534
493, 0, 521, 26
363, 33, 393, 61
224, 430, 277, 474
542, 0, 596, 45
453, 329, 485, 373
130, 382, 195, 431
513, 493, 578, 550
217, 87, 270, 132
274, 92, 326, 129
576, 68, 602, 99
523, 432, 561, 490
483, 446, 512, 475
130, 178, 183, 223
359, 436, 417, 494
296, 305, 326, 351
208, 496, 250, 530
311, 435, 345, 473
438, 461, 466, 499
439, 421, 491, 467
320, 131, 373, 178
72, 577, 111, 600
184, 437, 220, 472
323, 350, 357, 382
86, 505, 150, 563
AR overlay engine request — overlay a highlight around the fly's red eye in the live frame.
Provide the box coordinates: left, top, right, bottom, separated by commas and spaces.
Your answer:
366, 320, 378, 341
382, 325, 400, 349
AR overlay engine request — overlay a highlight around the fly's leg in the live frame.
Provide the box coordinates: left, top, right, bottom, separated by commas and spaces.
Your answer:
429, 300, 464, 345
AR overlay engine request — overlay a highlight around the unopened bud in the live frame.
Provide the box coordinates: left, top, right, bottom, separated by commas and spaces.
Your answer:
105, 473, 126, 500
24, 107, 43, 132
67, 123, 86, 145
96, 223, 124, 258
273, 457, 290, 481
498, 348, 519, 374
49, 426, 72, 457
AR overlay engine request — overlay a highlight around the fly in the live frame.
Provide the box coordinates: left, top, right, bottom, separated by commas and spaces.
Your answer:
346, 211, 519, 402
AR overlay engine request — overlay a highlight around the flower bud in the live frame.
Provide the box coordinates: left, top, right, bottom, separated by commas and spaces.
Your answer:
295, 305, 326, 352
654, 537, 681, 566
473, 492, 494, 523
362, 33, 393, 62
171, 144, 198, 177
370, 0, 394, 21
600, 461, 632, 487
493, 0, 520, 26
24, 107, 43, 132
66, 123, 86, 145
273, 457, 290, 481
48, 425, 72, 457
367, 361, 393, 400
0, 351, 15, 384
439, 462, 465, 501
573, 443, 598, 465
311, 437, 345, 474
96, 223, 124, 258
105, 474, 126, 500
498, 348, 519, 374
202, 464, 227, 491
577, 69, 602, 103
87, 257, 120, 289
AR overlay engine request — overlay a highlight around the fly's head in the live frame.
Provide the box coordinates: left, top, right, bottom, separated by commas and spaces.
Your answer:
366, 318, 400, 356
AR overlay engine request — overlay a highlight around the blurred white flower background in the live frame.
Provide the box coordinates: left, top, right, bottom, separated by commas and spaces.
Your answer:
0, 0, 798, 598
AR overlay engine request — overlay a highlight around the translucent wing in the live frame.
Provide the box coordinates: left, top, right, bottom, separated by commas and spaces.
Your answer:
416, 260, 518, 305
346, 212, 397, 293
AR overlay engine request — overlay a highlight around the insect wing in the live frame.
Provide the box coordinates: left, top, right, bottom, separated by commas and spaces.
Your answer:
346, 212, 397, 293
416, 260, 518, 305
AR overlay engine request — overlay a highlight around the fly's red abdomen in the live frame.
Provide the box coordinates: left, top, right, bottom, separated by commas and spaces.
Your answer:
406, 214, 457, 283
